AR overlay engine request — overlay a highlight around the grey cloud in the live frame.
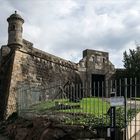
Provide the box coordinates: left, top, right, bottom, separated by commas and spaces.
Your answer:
1, 0, 140, 68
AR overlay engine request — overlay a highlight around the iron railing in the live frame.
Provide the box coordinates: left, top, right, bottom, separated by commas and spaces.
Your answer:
17, 78, 140, 140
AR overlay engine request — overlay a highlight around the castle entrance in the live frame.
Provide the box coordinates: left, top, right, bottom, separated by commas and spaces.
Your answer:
91, 74, 105, 97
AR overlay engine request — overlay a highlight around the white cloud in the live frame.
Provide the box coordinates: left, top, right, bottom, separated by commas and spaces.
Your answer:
1, 0, 140, 68
24, 24, 41, 41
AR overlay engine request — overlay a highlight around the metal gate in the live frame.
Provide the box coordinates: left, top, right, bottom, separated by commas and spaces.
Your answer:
104, 78, 140, 140
17, 78, 140, 140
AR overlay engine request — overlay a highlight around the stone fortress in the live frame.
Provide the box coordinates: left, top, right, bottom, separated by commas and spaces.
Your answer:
0, 12, 115, 120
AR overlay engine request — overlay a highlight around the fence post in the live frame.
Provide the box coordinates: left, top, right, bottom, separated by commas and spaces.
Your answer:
124, 78, 127, 140
110, 106, 116, 140
110, 91, 116, 140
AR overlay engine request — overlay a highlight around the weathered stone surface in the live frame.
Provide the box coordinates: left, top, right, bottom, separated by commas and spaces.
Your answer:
40, 128, 66, 140
6, 48, 81, 117
1, 116, 98, 140
15, 128, 28, 140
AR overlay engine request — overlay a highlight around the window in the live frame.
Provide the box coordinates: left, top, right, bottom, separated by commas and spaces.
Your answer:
11, 25, 16, 30
103, 58, 105, 63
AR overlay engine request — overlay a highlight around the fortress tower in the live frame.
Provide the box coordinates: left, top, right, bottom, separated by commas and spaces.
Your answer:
7, 11, 24, 48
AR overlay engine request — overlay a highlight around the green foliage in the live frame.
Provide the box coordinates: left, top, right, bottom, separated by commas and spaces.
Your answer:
112, 107, 140, 129
115, 107, 125, 128
123, 47, 140, 77
64, 107, 140, 130
127, 108, 140, 121
63, 114, 110, 128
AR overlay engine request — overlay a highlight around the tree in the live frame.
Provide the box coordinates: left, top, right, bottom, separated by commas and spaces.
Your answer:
123, 47, 140, 77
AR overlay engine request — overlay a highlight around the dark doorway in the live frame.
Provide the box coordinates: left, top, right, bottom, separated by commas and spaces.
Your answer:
91, 74, 105, 97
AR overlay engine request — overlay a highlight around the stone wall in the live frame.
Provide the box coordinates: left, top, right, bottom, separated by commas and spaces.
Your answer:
0, 47, 16, 120
78, 49, 115, 79
0, 41, 115, 119
6, 41, 81, 117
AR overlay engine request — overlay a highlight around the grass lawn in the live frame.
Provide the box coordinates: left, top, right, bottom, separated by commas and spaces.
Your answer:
31, 97, 110, 115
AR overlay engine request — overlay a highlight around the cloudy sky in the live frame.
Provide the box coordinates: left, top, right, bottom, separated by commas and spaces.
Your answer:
1, 0, 140, 68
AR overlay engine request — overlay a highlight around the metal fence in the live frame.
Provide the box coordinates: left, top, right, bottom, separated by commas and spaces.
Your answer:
17, 78, 140, 140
